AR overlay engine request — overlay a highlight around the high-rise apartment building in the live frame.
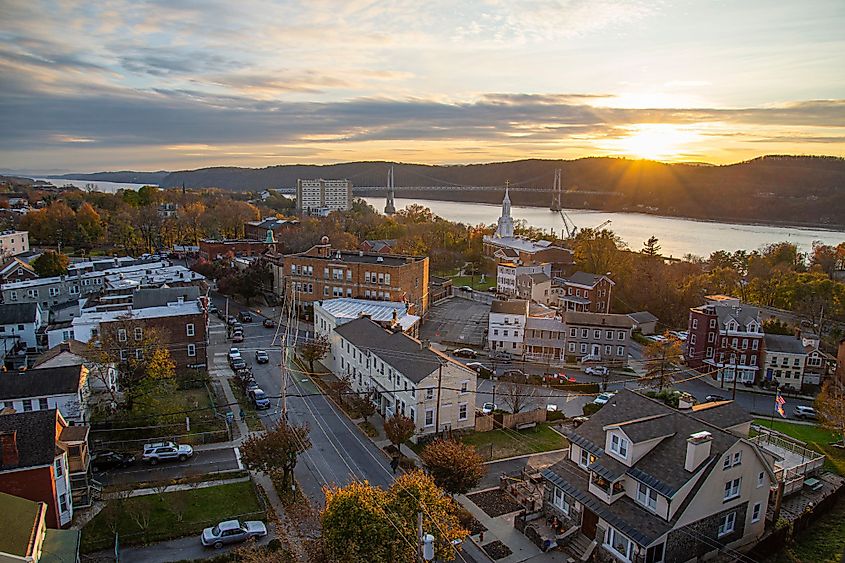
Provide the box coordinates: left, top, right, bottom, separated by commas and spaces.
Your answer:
296, 179, 352, 215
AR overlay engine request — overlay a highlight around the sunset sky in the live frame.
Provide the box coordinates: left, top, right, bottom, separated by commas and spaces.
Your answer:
1, 0, 844, 172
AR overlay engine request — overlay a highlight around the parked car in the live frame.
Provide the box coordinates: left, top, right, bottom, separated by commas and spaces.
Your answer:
216, 309, 227, 321
549, 372, 577, 383
243, 379, 260, 394
502, 369, 526, 379
585, 366, 609, 377
231, 358, 247, 371
231, 322, 244, 333
91, 451, 135, 472
207, 304, 218, 315
231, 331, 244, 343
263, 318, 275, 328
466, 362, 493, 377
452, 348, 477, 359
704, 394, 725, 403
481, 402, 497, 414
579, 354, 601, 364
249, 388, 271, 410
592, 392, 616, 406
228, 348, 241, 363
227, 316, 238, 326
490, 351, 512, 362
142, 441, 193, 464
238, 311, 253, 323
255, 350, 269, 364
793, 405, 818, 420
201, 519, 268, 549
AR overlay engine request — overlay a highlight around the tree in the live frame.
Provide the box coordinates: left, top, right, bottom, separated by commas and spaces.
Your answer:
762, 319, 793, 335
420, 439, 486, 495
239, 420, 311, 491
816, 381, 845, 445
351, 393, 376, 422
643, 333, 684, 391
499, 380, 534, 413
300, 334, 330, 374
32, 250, 69, 276
384, 414, 416, 452
642, 236, 661, 256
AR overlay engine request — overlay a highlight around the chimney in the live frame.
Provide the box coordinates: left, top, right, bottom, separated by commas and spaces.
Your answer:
177, 295, 185, 305
685, 431, 712, 472
0, 431, 19, 467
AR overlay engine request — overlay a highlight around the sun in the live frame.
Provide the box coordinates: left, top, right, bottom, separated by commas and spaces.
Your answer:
609, 123, 699, 161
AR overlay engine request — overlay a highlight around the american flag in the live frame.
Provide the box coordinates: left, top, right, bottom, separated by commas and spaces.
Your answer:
775, 391, 786, 418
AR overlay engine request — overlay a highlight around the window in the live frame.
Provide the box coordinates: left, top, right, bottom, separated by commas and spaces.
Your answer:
552, 487, 570, 513
581, 328, 588, 338
616, 346, 624, 356
752, 502, 762, 523
718, 512, 736, 537
733, 451, 742, 466
593, 329, 601, 339
610, 434, 628, 458
604, 345, 611, 355
605, 528, 633, 561
568, 342, 576, 352
617, 331, 625, 340
59, 493, 68, 514
580, 343, 587, 354
645, 542, 665, 563
724, 478, 741, 500
38, 398, 48, 410
49, 287, 60, 297
8, 291, 16, 301
424, 408, 434, 427
570, 328, 576, 337
757, 471, 765, 488
134, 327, 143, 341
54, 459, 63, 478
690, 334, 696, 345
692, 318, 698, 329
186, 323, 195, 337
426, 388, 434, 400
605, 330, 613, 339
460, 381, 468, 394
636, 482, 658, 511
23, 399, 32, 411
17, 324, 23, 331
120, 349, 127, 361
187, 344, 196, 357
459, 403, 468, 421
118, 329, 127, 342
135, 349, 144, 360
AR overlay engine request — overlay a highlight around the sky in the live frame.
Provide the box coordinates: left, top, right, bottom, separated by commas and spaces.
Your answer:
1, 0, 844, 173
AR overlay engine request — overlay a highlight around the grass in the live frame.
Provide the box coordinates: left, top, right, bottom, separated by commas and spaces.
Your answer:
450, 274, 495, 291
771, 496, 845, 563
228, 378, 267, 432
753, 419, 845, 475
460, 423, 568, 460
81, 481, 264, 553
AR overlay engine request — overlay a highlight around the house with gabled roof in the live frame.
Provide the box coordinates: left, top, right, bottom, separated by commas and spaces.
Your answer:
539, 390, 777, 562
553, 271, 615, 313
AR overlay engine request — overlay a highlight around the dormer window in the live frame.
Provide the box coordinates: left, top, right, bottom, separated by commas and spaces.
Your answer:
636, 482, 658, 512
579, 449, 596, 469
610, 434, 628, 458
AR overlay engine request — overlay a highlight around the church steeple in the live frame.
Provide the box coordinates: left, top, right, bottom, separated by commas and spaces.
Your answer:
495, 180, 515, 239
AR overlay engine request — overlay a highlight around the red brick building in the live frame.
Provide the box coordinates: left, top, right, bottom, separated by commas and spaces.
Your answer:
199, 239, 269, 261
359, 239, 397, 254
0, 409, 90, 528
553, 271, 615, 313
686, 295, 765, 384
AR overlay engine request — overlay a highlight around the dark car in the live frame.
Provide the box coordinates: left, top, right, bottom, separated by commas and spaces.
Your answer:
263, 318, 275, 328
255, 350, 269, 364
91, 451, 135, 472
249, 388, 271, 410
238, 311, 253, 323
704, 394, 725, 403
452, 348, 477, 359
207, 304, 218, 315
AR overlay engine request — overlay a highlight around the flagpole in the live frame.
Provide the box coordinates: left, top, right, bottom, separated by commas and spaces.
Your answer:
769, 392, 776, 431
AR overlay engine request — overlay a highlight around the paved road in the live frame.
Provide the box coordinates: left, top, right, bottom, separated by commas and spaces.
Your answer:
97, 446, 241, 486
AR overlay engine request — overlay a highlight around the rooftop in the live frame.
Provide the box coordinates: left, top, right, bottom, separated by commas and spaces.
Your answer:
491, 299, 529, 315
293, 245, 424, 266
0, 409, 63, 470
562, 271, 614, 288
563, 311, 634, 329
0, 491, 45, 559
2, 260, 171, 290
0, 365, 86, 401
72, 300, 204, 327
34, 340, 89, 368
628, 311, 659, 324
764, 333, 808, 355
132, 287, 201, 309
0, 302, 40, 325
316, 298, 420, 331
483, 235, 569, 254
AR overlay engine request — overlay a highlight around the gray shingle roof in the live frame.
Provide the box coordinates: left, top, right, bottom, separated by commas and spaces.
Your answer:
689, 401, 753, 429
0, 366, 85, 400
563, 311, 633, 329
713, 304, 761, 328
0, 303, 39, 325
333, 317, 442, 383
564, 271, 614, 288
764, 334, 807, 355
628, 311, 658, 324
132, 287, 201, 309
0, 410, 60, 470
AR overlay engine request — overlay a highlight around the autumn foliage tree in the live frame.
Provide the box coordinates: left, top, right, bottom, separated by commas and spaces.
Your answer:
239, 420, 311, 491
384, 414, 416, 451
420, 439, 486, 495
643, 332, 684, 391
32, 250, 69, 277
815, 381, 845, 445
300, 334, 330, 374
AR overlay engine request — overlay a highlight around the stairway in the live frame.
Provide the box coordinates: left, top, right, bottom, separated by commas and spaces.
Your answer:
567, 533, 596, 562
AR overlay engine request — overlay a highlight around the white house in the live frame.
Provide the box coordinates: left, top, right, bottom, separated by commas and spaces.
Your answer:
763, 333, 809, 390
34, 339, 118, 396
496, 261, 552, 296
0, 364, 90, 422
488, 300, 529, 355
332, 317, 476, 438
0, 302, 44, 351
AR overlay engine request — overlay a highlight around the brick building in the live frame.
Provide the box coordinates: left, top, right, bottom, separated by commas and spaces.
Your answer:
686, 296, 764, 384
360, 239, 397, 254
271, 237, 429, 316
553, 271, 615, 313
243, 217, 299, 241
199, 239, 269, 261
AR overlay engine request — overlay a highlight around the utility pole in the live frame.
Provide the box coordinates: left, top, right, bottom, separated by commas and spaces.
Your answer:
417, 511, 424, 563
492, 383, 496, 408
731, 350, 738, 401
435, 364, 442, 436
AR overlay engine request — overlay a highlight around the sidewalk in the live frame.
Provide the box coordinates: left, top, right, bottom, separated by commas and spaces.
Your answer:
103, 476, 250, 499
691, 368, 816, 401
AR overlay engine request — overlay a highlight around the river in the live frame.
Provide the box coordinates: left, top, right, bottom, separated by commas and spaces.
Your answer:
362, 197, 845, 258
34, 178, 148, 193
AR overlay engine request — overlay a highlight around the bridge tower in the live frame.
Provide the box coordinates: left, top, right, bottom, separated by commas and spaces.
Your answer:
550, 168, 562, 211
384, 165, 396, 215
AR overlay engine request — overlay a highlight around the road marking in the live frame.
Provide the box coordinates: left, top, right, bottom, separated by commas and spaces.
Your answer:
234, 447, 243, 470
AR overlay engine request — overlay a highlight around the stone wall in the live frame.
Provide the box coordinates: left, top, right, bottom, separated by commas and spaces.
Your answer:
665, 502, 748, 562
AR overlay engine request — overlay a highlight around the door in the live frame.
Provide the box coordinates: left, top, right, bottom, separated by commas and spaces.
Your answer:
591, 344, 600, 357
581, 507, 598, 539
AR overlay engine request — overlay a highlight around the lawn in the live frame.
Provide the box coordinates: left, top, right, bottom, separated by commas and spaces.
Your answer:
228, 378, 267, 432
81, 481, 264, 553
771, 496, 845, 563
753, 419, 845, 475
460, 423, 568, 460
450, 274, 496, 291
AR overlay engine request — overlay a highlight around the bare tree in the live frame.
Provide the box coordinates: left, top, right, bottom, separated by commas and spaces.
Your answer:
499, 381, 534, 414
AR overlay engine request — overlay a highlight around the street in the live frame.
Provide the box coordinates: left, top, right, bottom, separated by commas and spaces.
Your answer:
96, 445, 241, 487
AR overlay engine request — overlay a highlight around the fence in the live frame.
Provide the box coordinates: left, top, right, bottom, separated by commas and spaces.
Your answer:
91, 429, 230, 450
475, 408, 548, 432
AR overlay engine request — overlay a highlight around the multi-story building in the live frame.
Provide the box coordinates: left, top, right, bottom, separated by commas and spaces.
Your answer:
272, 237, 429, 316
332, 317, 476, 438
34, 339, 118, 398
523, 316, 567, 363
497, 261, 551, 297
0, 491, 81, 562
315, 298, 421, 367
488, 300, 529, 355
553, 272, 614, 313
243, 217, 299, 241
516, 273, 553, 305
837, 338, 845, 386
0, 409, 91, 528
199, 239, 269, 261
0, 302, 45, 353
0, 257, 37, 287
360, 239, 398, 254
563, 311, 633, 364
686, 296, 764, 384
0, 365, 90, 422
71, 297, 208, 371
763, 334, 808, 391
542, 390, 775, 563
296, 178, 352, 215
0, 230, 30, 257
801, 332, 837, 392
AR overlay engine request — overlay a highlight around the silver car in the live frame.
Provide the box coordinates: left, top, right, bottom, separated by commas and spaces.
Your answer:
142, 441, 193, 464
201, 519, 268, 548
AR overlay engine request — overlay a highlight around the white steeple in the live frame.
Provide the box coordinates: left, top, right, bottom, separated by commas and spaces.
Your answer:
495, 181, 515, 238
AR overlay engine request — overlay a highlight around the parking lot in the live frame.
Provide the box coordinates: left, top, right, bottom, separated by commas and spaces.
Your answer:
421, 297, 489, 347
